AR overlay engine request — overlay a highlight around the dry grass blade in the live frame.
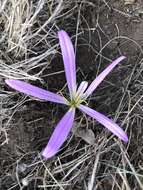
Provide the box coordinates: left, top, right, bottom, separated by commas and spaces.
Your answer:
88, 152, 100, 190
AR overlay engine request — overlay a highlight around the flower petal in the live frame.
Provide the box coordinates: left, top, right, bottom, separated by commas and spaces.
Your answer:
76, 81, 88, 98
78, 104, 128, 142
58, 30, 76, 98
42, 108, 75, 159
5, 79, 67, 104
84, 56, 126, 98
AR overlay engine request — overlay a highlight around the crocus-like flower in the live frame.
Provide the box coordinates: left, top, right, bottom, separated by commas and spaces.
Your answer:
5, 30, 128, 159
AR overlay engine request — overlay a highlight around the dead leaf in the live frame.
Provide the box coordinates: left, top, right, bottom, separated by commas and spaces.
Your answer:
72, 123, 95, 145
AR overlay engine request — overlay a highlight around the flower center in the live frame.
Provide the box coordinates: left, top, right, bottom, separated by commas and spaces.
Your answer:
67, 81, 88, 108
69, 96, 82, 108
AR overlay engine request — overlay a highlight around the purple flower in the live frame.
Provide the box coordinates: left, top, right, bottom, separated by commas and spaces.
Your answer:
5, 30, 128, 159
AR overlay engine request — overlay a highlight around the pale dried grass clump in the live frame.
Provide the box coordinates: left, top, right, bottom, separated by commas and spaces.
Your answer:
1, 0, 65, 56
0, 0, 73, 80
3, 0, 30, 55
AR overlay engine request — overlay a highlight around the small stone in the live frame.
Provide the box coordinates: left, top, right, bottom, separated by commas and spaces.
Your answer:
21, 178, 29, 186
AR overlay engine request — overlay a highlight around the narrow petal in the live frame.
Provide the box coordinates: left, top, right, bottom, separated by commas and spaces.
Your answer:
42, 108, 75, 159
76, 81, 88, 98
78, 104, 128, 142
84, 56, 126, 98
5, 79, 67, 104
58, 30, 76, 98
